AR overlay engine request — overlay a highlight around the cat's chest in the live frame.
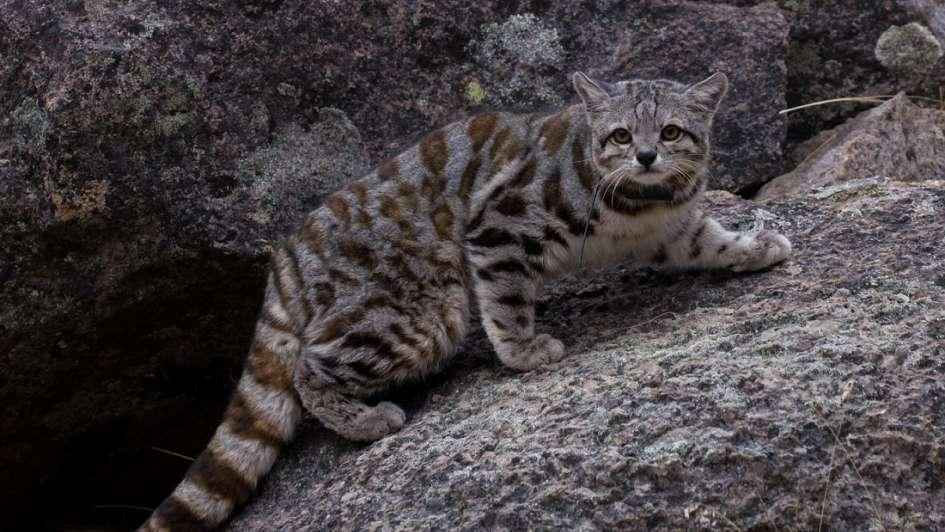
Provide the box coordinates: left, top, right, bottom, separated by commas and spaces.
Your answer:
545, 204, 692, 274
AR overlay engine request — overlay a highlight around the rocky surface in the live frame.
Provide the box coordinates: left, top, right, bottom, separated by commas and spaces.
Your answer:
757, 95, 945, 199
1, 0, 944, 530
232, 180, 945, 531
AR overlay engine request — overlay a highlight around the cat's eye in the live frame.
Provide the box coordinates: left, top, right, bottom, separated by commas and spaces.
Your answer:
661, 125, 682, 142
611, 128, 632, 145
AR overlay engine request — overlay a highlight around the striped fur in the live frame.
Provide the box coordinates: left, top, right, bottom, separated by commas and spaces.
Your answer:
142, 71, 791, 530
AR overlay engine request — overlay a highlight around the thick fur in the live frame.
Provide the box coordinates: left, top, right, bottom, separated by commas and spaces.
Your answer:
141, 71, 791, 531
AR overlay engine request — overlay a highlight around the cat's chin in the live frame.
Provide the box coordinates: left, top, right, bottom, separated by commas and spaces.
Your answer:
628, 171, 671, 186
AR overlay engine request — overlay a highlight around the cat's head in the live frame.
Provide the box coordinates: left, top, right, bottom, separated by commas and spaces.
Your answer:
572, 71, 727, 193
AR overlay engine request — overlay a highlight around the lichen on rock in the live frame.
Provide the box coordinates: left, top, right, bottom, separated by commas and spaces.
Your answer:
875, 22, 944, 73
469, 13, 566, 108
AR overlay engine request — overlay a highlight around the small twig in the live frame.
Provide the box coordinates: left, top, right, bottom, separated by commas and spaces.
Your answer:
151, 445, 196, 462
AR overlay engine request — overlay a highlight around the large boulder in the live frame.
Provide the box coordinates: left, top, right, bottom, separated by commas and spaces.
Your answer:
232, 179, 945, 531
757, 95, 945, 199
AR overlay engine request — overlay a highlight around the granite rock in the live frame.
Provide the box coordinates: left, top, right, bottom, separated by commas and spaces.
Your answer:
757, 95, 945, 199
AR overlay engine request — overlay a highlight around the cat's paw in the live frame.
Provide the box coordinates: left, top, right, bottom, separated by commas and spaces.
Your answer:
346, 401, 406, 442
499, 334, 567, 371
732, 230, 792, 272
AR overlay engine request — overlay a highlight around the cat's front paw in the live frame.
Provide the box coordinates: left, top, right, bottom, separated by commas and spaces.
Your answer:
499, 334, 566, 371
731, 230, 792, 272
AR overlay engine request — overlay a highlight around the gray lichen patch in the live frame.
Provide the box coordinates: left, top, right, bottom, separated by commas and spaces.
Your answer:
7, 97, 50, 151
469, 14, 566, 108
875, 22, 944, 73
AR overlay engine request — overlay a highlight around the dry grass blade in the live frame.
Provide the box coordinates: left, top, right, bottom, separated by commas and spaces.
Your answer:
151, 445, 196, 462
779, 97, 888, 115
779, 94, 943, 115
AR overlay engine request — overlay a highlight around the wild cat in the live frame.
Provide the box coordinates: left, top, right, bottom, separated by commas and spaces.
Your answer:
141, 71, 791, 531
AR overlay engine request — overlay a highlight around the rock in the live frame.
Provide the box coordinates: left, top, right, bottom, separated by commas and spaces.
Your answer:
777, 0, 945, 148
900, 0, 945, 42
875, 22, 944, 74
608, 1, 790, 192
757, 94, 945, 199
468, 13, 567, 109
232, 180, 945, 531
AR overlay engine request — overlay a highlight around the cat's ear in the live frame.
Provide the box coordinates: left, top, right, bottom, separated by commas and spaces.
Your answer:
685, 72, 729, 113
572, 72, 610, 112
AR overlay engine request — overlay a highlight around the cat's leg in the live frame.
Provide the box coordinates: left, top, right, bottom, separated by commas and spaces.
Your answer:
469, 248, 565, 371
293, 357, 405, 442
660, 209, 791, 272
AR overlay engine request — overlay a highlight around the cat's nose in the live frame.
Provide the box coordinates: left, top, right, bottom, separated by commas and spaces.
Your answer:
636, 151, 657, 168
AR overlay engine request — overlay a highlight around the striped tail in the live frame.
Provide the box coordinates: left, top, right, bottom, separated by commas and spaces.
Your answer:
141, 247, 309, 531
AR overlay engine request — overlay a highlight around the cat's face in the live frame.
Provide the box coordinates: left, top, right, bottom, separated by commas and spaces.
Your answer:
573, 72, 728, 191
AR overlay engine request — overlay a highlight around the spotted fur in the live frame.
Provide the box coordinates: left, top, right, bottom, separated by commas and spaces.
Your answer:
141, 71, 791, 531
